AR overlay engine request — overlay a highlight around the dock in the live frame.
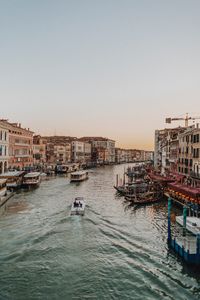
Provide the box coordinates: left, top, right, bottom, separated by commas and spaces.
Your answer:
168, 197, 200, 265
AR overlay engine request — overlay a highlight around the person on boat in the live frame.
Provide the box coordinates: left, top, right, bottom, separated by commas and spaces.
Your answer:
79, 201, 82, 208
74, 200, 78, 207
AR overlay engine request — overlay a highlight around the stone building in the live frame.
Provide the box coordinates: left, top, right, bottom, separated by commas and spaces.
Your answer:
79, 137, 115, 164
0, 120, 34, 170
0, 120, 9, 174
33, 135, 47, 166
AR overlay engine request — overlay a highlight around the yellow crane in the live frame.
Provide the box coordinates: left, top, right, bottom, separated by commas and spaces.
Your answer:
165, 113, 200, 127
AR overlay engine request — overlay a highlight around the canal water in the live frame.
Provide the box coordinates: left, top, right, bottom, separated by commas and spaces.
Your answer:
0, 164, 200, 300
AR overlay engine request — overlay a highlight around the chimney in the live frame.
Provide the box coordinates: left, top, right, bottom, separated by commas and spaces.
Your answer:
18, 123, 21, 128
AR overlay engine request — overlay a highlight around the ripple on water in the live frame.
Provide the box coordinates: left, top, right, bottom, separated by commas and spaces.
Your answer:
0, 166, 200, 300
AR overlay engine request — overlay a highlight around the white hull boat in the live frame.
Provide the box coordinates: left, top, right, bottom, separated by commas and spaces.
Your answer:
70, 171, 88, 182
23, 172, 41, 187
176, 216, 200, 235
71, 197, 85, 215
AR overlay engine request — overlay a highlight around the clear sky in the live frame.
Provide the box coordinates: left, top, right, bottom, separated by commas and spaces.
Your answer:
1, 0, 200, 150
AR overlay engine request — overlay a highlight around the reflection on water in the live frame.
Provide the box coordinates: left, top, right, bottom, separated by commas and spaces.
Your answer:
0, 164, 200, 300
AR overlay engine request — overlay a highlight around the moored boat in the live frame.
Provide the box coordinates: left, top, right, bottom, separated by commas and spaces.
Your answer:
70, 171, 88, 182
23, 172, 41, 187
0, 171, 25, 189
125, 191, 159, 204
70, 197, 85, 215
176, 216, 200, 235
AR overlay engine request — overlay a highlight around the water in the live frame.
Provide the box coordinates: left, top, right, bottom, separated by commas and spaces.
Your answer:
0, 164, 200, 300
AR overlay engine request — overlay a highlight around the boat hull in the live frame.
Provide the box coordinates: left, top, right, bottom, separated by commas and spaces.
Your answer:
176, 216, 200, 235
70, 199, 85, 215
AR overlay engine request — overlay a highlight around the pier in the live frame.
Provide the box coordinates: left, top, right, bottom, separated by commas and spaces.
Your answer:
168, 197, 200, 264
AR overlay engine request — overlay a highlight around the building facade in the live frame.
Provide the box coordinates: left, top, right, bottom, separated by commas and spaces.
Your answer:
0, 121, 9, 174
0, 120, 34, 170
33, 135, 47, 166
80, 137, 115, 164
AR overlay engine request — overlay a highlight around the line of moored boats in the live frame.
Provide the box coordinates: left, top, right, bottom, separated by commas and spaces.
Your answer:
0, 170, 89, 199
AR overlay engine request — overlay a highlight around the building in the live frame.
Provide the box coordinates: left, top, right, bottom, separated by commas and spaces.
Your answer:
84, 142, 92, 164
177, 127, 193, 177
154, 127, 185, 174
0, 120, 34, 170
192, 125, 200, 182
54, 143, 71, 164
71, 141, 85, 163
0, 120, 9, 174
33, 135, 47, 166
79, 137, 115, 164
43, 136, 76, 165
144, 151, 154, 161
177, 124, 200, 187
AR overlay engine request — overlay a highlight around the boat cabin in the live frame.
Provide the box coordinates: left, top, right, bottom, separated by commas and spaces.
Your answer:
23, 172, 41, 187
70, 171, 88, 182
0, 171, 25, 189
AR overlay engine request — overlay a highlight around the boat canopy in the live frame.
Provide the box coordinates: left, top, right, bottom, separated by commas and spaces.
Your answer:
0, 171, 25, 178
168, 182, 200, 198
71, 171, 88, 176
0, 179, 7, 185
24, 172, 41, 178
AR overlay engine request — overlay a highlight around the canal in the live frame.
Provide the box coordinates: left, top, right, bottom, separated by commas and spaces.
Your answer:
0, 164, 200, 300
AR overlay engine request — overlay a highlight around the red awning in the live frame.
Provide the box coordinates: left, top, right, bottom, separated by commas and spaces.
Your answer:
168, 182, 200, 198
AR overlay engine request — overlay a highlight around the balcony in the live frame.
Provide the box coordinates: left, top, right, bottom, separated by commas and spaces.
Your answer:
14, 154, 30, 158
15, 143, 30, 147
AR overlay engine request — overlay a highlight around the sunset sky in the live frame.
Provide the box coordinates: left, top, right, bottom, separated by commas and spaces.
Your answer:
1, 0, 200, 150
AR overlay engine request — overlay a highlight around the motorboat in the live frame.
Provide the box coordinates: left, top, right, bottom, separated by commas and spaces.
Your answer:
23, 172, 41, 187
0, 179, 7, 198
0, 171, 25, 189
71, 197, 85, 215
176, 216, 200, 235
70, 171, 88, 182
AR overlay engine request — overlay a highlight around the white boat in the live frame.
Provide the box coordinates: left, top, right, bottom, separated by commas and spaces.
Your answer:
40, 172, 47, 180
0, 179, 7, 198
71, 197, 86, 215
176, 216, 200, 235
0, 171, 25, 189
23, 172, 41, 187
70, 171, 88, 182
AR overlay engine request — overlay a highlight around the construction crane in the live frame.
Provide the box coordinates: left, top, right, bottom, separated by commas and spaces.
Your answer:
165, 113, 200, 127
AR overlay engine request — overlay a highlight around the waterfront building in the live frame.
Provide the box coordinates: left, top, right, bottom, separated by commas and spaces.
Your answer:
0, 120, 34, 170
92, 147, 109, 164
144, 151, 154, 161
83, 142, 92, 164
177, 126, 194, 177
54, 144, 71, 164
177, 124, 200, 187
0, 121, 9, 174
80, 137, 115, 164
33, 135, 47, 166
191, 125, 200, 186
71, 141, 85, 163
154, 127, 185, 174
115, 148, 125, 164
43, 136, 76, 165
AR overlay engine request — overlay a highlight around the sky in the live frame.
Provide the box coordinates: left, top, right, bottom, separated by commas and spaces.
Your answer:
0, 0, 200, 150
